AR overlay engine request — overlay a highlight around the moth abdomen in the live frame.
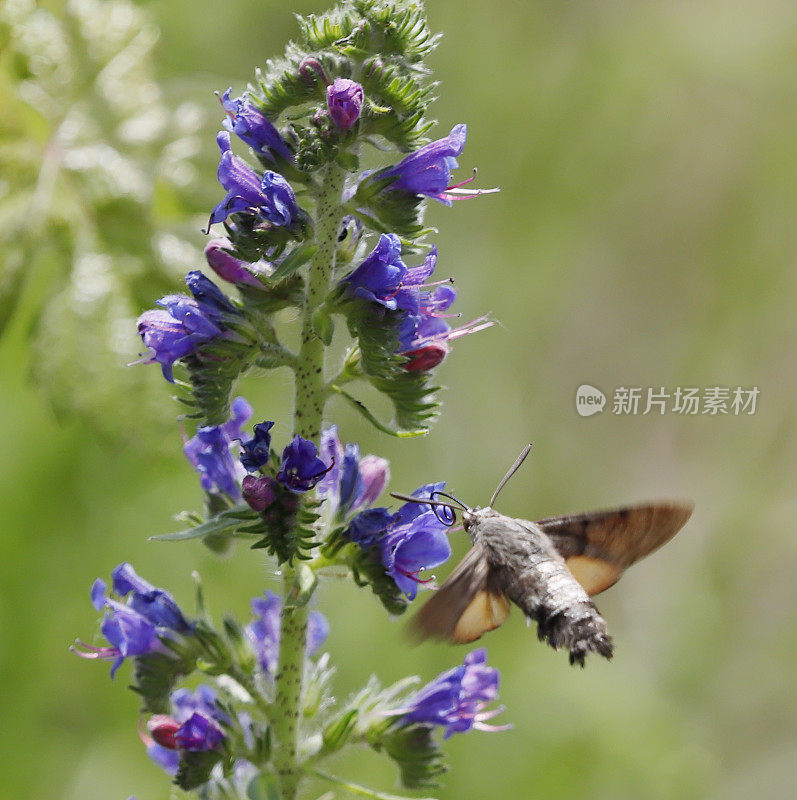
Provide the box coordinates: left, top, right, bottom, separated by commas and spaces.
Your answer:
535, 604, 614, 667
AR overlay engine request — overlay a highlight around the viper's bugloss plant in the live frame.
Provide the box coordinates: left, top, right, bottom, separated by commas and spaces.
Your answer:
74, 2, 506, 798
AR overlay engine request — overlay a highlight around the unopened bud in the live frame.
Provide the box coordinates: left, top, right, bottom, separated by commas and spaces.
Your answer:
298, 56, 328, 87
242, 475, 278, 512
326, 78, 363, 130
147, 715, 180, 749
402, 342, 449, 372
204, 239, 265, 288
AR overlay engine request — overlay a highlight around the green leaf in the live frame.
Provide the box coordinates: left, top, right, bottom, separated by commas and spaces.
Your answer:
350, 544, 410, 616
150, 503, 260, 543
175, 749, 224, 791
311, 768, 438, 800
270, 242, 319, 281
330, 383, 426, 437
131, 652, 194, 714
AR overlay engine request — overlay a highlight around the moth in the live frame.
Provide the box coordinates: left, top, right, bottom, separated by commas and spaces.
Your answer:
392, 445, 692, 666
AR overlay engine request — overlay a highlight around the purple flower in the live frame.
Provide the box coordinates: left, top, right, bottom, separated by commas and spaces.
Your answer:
240, 421, 275, 472
380, 124, 467, 205
145, 686, 227, 773
326, 78, 363, 130
136, 271, 238, 382
244, 590, 329, 676
277, 435, 332, 493
220, 88, 293, 162
183, 396, 253, 498
73, 565, 190, 678
397, 648, 507, 738
209, 131, 299, 228
315, 426, 390, 518
204, 238, 267, 288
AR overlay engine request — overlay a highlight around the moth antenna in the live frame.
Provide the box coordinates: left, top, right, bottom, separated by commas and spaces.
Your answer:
489, 443, 533, 508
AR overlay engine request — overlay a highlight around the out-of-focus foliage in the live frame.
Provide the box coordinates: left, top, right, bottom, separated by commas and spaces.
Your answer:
0, 0, 212, 442
1, 1, 796, 800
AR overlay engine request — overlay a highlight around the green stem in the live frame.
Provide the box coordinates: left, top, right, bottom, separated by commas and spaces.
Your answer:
272, 163, 345, 800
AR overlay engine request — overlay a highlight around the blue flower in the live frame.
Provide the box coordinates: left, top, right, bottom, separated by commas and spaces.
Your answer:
183, 396, 253, 498
342, 237, 441, 317
145, 686, 227, 773
346, 483, 452, 599
110, 563, 191, 632
380, 124, 467, 205
346, 507, 396, 549
396, 648, 507, 738
315, 426, 390, 518
240, 421, 275, 472
175, 712, 225, 750
342, 233, 407, 310
326, 77, 363, 130
209, 132, 299, 228
136, 271, 238, 382
277, 435, 332, 493
73, 565, 190, 678
220, 88, 293, 162
184, 270, 237, 316
204, 238, 269, 288
244, 591, 329, 676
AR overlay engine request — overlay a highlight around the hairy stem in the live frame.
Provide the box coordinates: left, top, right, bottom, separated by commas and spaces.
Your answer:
273, 163, 345, 800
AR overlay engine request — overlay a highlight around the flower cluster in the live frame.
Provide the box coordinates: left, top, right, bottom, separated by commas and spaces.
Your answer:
136, 271, 241, 382
396, 649, 507, 738
145, 685, 227, 774
346, 482, 452, 600
72, 563, 191, 678
179, 400, 338, 504
341, 234, 491, 372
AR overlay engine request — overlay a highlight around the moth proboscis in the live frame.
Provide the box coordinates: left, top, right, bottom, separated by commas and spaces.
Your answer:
391, 445, 693, 666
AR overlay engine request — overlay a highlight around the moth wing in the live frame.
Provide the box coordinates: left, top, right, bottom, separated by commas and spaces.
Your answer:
410, 544, 510, 644
537, 501, 693, 596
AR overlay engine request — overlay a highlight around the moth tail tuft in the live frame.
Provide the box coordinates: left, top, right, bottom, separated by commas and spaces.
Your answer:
537, 608, 614, 666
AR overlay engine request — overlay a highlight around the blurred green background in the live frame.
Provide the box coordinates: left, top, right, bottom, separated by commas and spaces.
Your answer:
1, 1, 796, 798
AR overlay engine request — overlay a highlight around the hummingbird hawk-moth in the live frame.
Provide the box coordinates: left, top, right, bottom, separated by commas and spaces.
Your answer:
392, 445, 693, 666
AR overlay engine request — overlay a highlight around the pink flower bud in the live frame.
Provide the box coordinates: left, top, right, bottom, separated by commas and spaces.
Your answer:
402, 342, 449, 372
